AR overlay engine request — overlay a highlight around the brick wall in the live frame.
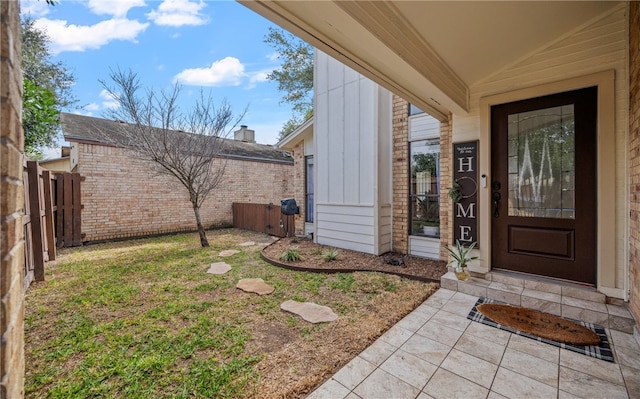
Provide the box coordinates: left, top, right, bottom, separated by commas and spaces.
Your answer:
391, 95, 409, 253
0, 1, 25, 398
438, 115, 453, 259
77, 142, 293, 242
629, 1, 640, 330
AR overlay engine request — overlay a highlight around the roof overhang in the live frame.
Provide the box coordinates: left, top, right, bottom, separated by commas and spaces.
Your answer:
240, 1, 621, 120
276, 116, 313, 150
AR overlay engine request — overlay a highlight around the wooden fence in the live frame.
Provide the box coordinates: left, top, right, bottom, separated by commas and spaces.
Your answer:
23, 161, 55, 289
22, 161, 83, 289
53, 172, 83, 247
232, 202, 295, 238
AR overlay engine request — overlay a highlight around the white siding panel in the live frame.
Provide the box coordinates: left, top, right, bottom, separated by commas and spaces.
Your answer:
316, 91, 330, 203
317, 213, 373, 226
359, 80, 376, 204
316, 203, 377, 254
317, 203, 374, 216
409, 114, 440, 141
409, 236, 441, 260
344, 80, 361, 204
328, 55, 345, 91
319, 220, 375, 234
328, 87, 345, 203
315, 51, 329, 95
304, 138, 314, 156
317, 237, 374, 254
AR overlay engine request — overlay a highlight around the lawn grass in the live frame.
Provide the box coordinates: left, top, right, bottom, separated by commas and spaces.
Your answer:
24, 228, 438, 398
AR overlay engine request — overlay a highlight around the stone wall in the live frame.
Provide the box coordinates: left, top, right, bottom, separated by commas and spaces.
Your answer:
0, 1, 25, 397
77, 142, 293, 242
629, 1, 640, 330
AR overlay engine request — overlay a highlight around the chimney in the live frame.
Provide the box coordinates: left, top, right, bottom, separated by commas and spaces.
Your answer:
234, 125, 255, 143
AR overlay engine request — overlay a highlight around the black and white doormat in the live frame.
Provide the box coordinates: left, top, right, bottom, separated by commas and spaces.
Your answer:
467, 297, 614, 363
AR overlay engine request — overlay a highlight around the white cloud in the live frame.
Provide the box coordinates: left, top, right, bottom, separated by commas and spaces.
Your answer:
247, 71, 270, 89
33, 17, 150, 54
84, 103, 101, 112
147, 0, 208, 27
20, 0, 50, 18
174, 57, 246, 87
88, 0, 146, 18
99, 89, 120, 109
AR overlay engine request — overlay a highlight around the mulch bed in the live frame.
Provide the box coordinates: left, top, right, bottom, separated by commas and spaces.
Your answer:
261, 236, 448, 283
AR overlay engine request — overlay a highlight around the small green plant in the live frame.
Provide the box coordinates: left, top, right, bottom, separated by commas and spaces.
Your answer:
322, 248, 339, 262
448, 180, 463, 203
445, 239, 478, 268
280, 249, 302, 262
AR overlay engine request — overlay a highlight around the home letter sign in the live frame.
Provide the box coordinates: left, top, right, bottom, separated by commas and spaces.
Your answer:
453, 141, 478, 246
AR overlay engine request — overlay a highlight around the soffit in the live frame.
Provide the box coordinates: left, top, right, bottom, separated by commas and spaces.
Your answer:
240, 1, 620, 119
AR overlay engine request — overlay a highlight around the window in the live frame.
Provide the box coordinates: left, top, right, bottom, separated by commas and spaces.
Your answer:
410, 139, 440, 237
305, 156, 314, 223
409, 103, 425, 116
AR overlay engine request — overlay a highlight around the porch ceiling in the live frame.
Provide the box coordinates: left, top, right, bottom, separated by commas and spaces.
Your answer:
240, 1, 620, 120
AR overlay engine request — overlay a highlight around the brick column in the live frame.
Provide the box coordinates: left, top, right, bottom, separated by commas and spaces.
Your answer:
439, 114, 453, 260
629, 1, 640, 331
391, 95, 409, 253
1, 1, 26, 397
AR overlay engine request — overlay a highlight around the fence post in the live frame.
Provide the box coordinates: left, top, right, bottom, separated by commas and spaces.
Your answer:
42, 170, 56, 260
27, 161, 45, 281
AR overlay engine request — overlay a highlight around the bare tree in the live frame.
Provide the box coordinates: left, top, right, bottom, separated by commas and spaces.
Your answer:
99, 69, 245, 247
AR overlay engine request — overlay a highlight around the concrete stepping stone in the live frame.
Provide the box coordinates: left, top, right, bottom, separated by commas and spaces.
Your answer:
207, 262, 231, 275
236, 278, 275, 295
280, 300, 339, 323
219, 249, 240, 257
239, 241, 255, 247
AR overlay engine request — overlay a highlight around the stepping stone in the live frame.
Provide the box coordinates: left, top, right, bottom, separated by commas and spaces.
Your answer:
280, 300, 339, 323
239, 241, 255, 247
236, 278, 275, 295
207, 262, 231, 275
219, 249, 240, 257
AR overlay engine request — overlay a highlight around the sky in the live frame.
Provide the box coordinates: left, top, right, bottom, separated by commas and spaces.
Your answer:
21, 0, 297, 158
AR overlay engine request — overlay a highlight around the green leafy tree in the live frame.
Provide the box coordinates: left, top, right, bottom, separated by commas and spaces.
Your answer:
23, 79, 59, 159
264, 27, 313, 140
21, 15, 76, 156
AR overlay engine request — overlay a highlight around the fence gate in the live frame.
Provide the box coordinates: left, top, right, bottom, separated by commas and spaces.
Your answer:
24, 161, 57, 288
232, 203, 295, 237
54, 172, 83, 247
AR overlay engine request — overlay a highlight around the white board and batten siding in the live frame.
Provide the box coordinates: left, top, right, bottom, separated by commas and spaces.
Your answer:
314, 51, 392, 255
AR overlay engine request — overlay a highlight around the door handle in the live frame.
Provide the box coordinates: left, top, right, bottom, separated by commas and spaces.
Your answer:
492, 191, 501, 217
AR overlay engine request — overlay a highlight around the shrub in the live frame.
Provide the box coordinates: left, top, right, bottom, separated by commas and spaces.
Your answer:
280, 249, 302, 262
322, 248, 339, 262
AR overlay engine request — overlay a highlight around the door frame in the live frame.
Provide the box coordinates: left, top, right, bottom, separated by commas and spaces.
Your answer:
477, 70, 616, 292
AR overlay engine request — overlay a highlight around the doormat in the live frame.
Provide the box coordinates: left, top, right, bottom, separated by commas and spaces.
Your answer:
467, 298, 614, 362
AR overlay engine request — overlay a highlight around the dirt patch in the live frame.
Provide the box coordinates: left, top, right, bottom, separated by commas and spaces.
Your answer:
262, 236, 448, 282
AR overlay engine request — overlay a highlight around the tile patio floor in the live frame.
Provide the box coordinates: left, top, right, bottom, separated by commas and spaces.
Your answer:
307, 289, 640, 399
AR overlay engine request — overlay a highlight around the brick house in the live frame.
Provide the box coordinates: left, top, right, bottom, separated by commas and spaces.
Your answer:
245, 1, 640, 333
60, 112, 293, 242
5, 2, 640, 396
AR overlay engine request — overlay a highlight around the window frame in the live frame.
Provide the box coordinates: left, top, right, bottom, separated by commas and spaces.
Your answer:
304, 155, 314, 223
